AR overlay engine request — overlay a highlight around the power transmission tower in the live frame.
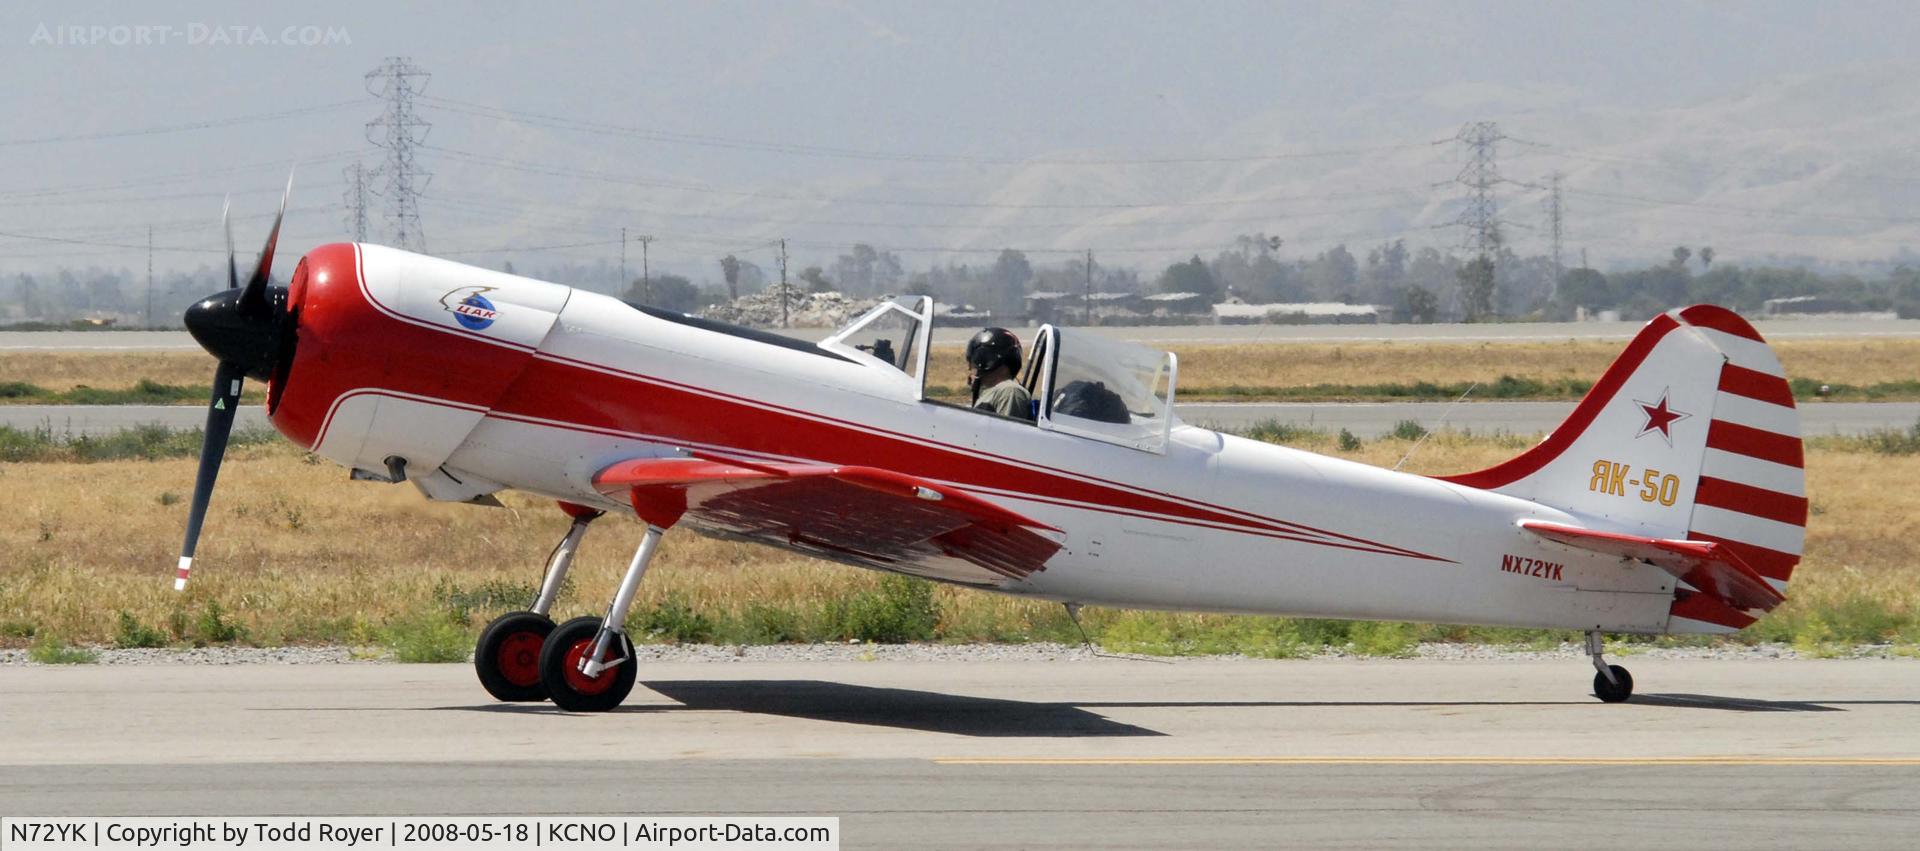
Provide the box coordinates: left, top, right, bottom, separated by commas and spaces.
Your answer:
1083, 249, 1094, 326
342, 160, 372, 242
638, 234, 652, 302
1437, 121, 1513, 258
145, 226, 154, 328
1436, 121, 1516, 320
778, 238, 790, 328
364, 57, 431, 251
1545, 171, 1566, 296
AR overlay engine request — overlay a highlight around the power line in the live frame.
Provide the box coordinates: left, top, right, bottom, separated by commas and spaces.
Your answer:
417, 94, 1433, 167
0, 149, 360, 200
0, 100, 362, 148
416, 186, 1427, 233
424, 145, 1432, 212
365, 57, 432, 250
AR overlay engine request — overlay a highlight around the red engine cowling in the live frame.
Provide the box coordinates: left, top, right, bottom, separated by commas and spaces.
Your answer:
268, 242, 570, 476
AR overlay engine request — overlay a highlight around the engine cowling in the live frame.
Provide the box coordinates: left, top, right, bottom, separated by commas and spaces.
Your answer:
269, 242, 571, 479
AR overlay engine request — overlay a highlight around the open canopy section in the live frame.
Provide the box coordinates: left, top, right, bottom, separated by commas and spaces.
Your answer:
821, 295, 933, 393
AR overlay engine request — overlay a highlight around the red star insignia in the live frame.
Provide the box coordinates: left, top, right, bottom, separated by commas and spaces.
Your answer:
1633, 390, 1691, 445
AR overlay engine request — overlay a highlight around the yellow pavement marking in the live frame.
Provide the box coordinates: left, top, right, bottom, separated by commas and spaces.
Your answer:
934, 756, 1920, 767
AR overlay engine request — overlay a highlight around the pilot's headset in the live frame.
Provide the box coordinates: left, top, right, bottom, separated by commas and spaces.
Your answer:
964, 327, 1023, 402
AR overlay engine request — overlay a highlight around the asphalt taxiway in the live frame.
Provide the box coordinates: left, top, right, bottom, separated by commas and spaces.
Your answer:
2, 658, 1917, 848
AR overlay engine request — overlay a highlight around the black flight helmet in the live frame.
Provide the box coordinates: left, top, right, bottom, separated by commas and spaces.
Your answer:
965, 327, 1023, 401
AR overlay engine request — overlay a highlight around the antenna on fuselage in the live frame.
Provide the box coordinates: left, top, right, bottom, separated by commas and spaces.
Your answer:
1392, 381, 1478, 472
1063, 602, 1171, 664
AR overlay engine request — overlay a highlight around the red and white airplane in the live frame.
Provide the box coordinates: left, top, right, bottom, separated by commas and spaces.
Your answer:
179, 185, 1806, 710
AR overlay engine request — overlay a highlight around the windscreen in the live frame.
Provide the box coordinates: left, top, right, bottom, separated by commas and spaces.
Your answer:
1044, 327, 1174, 451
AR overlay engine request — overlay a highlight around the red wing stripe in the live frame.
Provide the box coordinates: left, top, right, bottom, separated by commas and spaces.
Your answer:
1717, 364, 1796, 408
1705, 420, 1804, 469
1679, 305, 1766, 341
1695, 476, 1809, 527
1685, 530, 1800, 582
1669, 590, 1760, 629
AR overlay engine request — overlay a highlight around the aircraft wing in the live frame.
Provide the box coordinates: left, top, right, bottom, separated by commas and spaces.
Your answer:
1521, 520, 1786, 613
592, 454, 1061, 585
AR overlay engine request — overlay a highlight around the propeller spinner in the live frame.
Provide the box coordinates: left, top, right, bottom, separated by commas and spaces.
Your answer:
175, 172, 294, 591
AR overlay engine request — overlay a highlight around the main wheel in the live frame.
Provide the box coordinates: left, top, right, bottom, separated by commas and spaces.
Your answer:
475, 611, 554, 702
539, 615, 637, 712
1593, 665, 1633, 703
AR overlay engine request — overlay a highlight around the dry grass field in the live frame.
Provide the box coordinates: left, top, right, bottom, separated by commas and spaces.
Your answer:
9, 338, 1912, 403
3, 427, 1915, 656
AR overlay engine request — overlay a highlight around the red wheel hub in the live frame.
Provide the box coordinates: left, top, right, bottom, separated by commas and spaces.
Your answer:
495, 631, 544, 687
561, 637, 616, 695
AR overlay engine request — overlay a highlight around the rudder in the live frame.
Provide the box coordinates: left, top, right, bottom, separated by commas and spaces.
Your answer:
1439, 305, 1806, 632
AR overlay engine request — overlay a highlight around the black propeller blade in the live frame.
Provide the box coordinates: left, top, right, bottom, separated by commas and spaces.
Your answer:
176, 172, 294, 591
176, 361, 245, 590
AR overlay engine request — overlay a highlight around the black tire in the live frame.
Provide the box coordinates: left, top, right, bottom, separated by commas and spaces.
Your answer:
539, 616, 637, 712
475, 611, 554, 702
1593, 665, 1633, 703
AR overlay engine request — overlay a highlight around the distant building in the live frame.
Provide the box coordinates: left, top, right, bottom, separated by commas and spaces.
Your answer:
1763, 295, 1895, 320
1142, 292, 1210, 315
1027, 290, 1140, 324
932, 302, 995, 326
1212, 302, 1380, 325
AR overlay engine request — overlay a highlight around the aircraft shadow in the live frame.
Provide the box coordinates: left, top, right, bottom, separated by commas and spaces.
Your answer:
633, 680, 1165, 738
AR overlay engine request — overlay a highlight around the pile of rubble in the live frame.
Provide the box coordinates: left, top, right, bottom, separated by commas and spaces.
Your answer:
700, 289, 882, 328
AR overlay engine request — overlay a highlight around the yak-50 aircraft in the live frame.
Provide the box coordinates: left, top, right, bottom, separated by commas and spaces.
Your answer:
177, 182, 1805, 710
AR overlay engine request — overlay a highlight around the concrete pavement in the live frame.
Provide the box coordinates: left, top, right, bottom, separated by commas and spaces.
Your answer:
2, 659, 1918, 848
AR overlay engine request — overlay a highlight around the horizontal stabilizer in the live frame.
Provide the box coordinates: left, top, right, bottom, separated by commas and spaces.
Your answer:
1521, 520, 1785, 613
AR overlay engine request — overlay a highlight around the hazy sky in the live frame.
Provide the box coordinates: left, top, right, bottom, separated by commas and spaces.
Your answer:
5, 0, 1919, 277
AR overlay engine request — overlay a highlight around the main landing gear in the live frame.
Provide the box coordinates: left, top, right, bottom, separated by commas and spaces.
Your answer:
539, 523, 666, 712
474, 503, 600, 703
1587, 630, 1633, 703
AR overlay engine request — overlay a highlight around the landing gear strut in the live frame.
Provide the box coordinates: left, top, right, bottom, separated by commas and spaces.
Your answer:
538, 523, 665, 712
1587, 630, 1633, 703
473, 503, 600, 702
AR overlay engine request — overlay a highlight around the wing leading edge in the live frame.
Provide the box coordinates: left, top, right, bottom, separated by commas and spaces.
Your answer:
592, 454, 1061, 585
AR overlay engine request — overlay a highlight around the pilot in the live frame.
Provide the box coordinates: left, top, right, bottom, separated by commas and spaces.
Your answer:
966, 327, 1034, 421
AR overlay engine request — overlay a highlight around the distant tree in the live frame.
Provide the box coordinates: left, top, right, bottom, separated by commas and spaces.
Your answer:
831, 244, 901, 295
1556, 267, 1611, 312
1158, 255, 1219, 301
799, 266, 832, 293
1304, 244, 1359, 301
1699, 246, 1715, 269
502, 261, 517, 275
1457, 255, 1497, 321
988, 248, 1033, 313
627, 273, 701, 313
1400, 285, 1440, 323
1671, 246, 1693, 269
720, 255, 742, 300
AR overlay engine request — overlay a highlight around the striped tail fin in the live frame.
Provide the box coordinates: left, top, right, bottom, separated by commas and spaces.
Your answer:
1439, 305, 1805, 633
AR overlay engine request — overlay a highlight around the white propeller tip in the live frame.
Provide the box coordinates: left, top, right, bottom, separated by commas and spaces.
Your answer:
174, 556, 192, 591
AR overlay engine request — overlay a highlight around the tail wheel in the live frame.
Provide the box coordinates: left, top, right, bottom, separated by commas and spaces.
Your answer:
474, 611, 554, 702
539, 615, 637, 712
1593, 665, 1634, 703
